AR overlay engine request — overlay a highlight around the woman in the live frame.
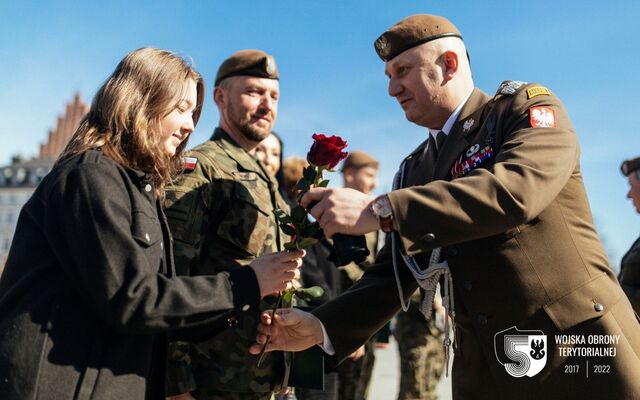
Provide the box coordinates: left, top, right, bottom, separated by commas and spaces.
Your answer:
0, 48, 302, 400
255, 131, 286, 195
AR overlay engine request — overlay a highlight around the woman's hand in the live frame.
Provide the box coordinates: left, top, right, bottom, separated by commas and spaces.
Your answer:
249, 250, 305, 297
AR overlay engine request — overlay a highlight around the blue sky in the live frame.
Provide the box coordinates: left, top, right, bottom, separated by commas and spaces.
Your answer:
1, 0, 639, 268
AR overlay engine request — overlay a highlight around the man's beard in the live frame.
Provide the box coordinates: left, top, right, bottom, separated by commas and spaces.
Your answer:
229, 105, 272, 142
239, 122, 270, 142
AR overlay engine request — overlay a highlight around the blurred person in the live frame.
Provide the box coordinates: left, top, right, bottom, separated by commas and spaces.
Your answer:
251, 14, 640, 400
335, 151, 382, 400
395, 292, 446, 400
163, 50, 307, 400
619, 157, 640, 313
0, 47, 302, 400
254, 132, 283, 180
278, 156, 341, 400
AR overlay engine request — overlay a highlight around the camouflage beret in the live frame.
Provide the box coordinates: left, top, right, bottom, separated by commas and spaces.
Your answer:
621, 156, 640, 176
341, 150, 379, 171
374, 14, 463, 61
215, 49, 278, 86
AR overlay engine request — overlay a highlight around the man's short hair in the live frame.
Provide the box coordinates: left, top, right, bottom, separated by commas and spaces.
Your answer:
621, 156, 640, 178
341, 150, 379, 172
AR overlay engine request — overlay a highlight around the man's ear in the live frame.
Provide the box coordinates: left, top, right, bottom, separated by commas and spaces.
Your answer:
213, 86, 224, 108
442, 50, 459, 79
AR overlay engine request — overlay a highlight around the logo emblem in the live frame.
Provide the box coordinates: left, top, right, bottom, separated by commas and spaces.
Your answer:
465, 144, 480, 157
495, 326, 547, 378
265, 55, 277, 76
463, 118, 475, 132
529, 106, 556, 128
375, 35, 391, 58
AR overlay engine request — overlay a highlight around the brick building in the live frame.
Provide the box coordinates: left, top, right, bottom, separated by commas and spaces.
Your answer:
0, 94, 88, 274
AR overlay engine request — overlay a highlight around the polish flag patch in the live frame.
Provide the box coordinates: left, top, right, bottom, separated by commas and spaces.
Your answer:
529, 106, 556, 128
182, 156, 198, 171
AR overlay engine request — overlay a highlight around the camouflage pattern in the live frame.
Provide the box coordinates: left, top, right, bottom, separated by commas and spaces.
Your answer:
394, 297, 445, 400
336, 340, 375, 400
164, 128, 291, 397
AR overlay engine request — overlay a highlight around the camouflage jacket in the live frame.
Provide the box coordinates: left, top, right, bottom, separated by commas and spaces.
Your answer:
164, 128, 290, 395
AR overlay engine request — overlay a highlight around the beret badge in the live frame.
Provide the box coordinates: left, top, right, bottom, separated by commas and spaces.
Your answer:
265, 55, 277, 76
375, 35, 391, 59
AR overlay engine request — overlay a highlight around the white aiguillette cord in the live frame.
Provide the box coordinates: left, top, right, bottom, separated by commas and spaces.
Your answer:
391, 158, 456, 376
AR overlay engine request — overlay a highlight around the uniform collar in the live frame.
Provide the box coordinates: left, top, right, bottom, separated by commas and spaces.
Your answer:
428, 88, 474, 139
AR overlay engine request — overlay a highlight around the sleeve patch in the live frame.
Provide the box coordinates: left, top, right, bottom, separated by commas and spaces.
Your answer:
526, 86, 551, 99
529, 106, 556, 128
182, 157, 198, 172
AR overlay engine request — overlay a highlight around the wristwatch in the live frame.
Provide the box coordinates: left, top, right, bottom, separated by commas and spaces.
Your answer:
371, 194, 395, 233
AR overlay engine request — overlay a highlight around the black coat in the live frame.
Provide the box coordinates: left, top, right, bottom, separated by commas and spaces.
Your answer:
0, 150, 260, 400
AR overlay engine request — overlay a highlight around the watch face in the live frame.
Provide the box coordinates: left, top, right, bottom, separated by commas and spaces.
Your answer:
373, 196, 392, 218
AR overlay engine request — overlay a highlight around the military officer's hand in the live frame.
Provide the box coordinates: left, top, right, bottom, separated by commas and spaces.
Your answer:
349, 345, 366, 360
249, 250, 304, 298
248, 308, 324, 354
301, 187, 379, 238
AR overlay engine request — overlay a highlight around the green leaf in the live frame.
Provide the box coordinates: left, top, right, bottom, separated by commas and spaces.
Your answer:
294, 286, 325, 301
280, 224, 297, 236
283, 241, 299, 251
291, 205, 308, 225
317, 179, 330, 188
303, 166, 318, 183
297, 237, 319, 249
282, 290, 294, 305
296, 177, 311, 192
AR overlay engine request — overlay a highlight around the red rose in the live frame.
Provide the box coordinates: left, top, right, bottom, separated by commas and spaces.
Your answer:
307, 133, 348, 169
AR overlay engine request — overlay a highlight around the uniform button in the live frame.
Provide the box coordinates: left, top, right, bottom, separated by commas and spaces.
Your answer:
242, 304, 250, 312
463, 281, 472, 291
477, 314, 488, 325
144, 184, 152, 192
160, 242, 163, 249
422, 233, 436, 242
447, 246, 458, 257
144, 233, 151, 242
594, 303, 604, 312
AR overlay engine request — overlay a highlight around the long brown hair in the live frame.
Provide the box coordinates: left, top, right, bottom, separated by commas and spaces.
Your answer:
58, 47, 205, 196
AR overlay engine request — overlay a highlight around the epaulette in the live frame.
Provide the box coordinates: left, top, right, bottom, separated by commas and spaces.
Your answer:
495, 80, 528, 96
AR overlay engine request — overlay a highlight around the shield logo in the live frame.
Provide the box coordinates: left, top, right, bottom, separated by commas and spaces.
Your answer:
494, 326, 547, 378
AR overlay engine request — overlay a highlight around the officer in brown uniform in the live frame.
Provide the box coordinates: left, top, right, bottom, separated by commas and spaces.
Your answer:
619, 157, 640, 314
164, 50, 295, 400
250, 14, 640, 400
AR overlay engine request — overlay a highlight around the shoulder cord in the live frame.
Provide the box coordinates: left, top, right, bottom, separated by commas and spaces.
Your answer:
391, 156, 456, 377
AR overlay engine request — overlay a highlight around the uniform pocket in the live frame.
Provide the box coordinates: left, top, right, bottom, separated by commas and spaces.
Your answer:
543, 272, 622, 332
164, 186, 205, 245
216, 178, 273, 256
131, 209, 162, 247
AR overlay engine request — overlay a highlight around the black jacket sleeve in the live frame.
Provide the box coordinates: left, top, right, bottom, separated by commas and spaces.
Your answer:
44, 161, 258, 334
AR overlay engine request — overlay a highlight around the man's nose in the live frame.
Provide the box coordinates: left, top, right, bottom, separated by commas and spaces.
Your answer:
388, 78, 402, 98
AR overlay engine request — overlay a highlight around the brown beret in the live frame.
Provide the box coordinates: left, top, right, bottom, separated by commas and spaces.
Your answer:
621, 156, 640, 176
374, 14, 462, 61
215, 49, 278, 86
341, 150, 379, 171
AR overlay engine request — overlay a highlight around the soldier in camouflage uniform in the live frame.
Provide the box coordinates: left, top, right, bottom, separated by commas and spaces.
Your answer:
394, 292, 446, 400
164, 50, 293, 400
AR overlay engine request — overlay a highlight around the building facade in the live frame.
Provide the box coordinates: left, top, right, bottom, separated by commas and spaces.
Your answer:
0, 94, 87, 274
